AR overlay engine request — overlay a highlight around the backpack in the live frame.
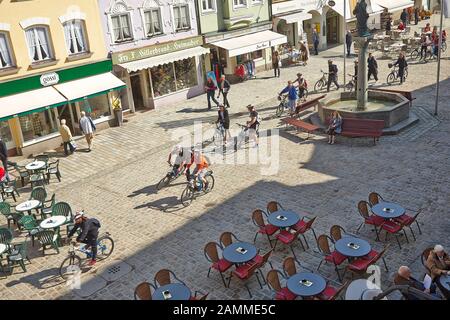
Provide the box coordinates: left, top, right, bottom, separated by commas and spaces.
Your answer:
333, 65, 338, 73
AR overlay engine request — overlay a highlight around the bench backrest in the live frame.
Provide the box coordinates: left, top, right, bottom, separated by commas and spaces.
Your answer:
341, 118, 384, 132
297, 95, 326, 110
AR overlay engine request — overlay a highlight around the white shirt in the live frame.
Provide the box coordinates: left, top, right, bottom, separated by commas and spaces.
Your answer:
80, 116, 94, 134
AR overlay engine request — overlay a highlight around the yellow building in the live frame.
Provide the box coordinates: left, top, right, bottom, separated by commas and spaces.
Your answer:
0, 0, 125, 156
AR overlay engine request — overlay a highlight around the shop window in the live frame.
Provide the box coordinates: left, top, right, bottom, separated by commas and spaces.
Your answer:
63, 20, 88, 55
0, 121, 13, 145
19, 109, 58, 142
174, 58, 198, 90
144, 8, 163, 37
0, 33, 14, 68
251, 50, 263, 60
111, 13, 133, 42
233, 0, 247, 8
81, 95, 112, 121
25, 26, 54, 62
173, 5, 190, 31
150, 63, 176, 97
201, 0, 216, 12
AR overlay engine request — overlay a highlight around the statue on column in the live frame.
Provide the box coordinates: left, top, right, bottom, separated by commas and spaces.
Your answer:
353, 0, 370, 37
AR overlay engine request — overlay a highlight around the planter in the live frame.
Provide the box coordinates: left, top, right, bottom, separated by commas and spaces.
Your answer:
114, 109, 123, 127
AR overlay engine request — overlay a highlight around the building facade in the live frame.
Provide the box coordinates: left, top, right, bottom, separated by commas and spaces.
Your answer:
97, 0, 208, 111
0, 0, 124, 156
197, 0, 287, 80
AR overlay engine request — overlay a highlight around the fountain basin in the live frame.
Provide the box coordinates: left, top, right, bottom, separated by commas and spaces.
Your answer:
318, 91, 410, 128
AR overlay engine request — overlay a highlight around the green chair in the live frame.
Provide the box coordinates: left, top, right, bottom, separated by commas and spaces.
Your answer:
36, 230, 59, 256
0, 202, 23, 229
0, 228, 13, 251
1, 178, 20, 202
46, 160, 62, 182
13, 164, 30, 187
41, 194, 56, 218
18, 216, 40, 247
34, 154, 49, 166
29, 187, 46, 218
52, 202, 72, 223
30, 172, 46, 188
7, 239, 30, 273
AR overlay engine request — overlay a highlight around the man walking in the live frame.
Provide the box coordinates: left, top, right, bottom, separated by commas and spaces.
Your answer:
272, 51, 281, 77
414, 7, 420, 25
400, 9, 408, 27
312, 29, 319, 55
205, 77, 219, 111
59, 119, 76, 156
346, 30, 353, 56
327, 60, 339, 92
79, 111, 95, 151
0, 137, 9, 181
367, 52, 378, 82
217, 75, 231, 108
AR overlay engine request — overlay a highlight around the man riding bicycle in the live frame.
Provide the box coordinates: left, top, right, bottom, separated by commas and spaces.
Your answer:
168, 145, 190, 177
278, 81, 298, 116
67, 211, 101, 266
185, 149, 209, 190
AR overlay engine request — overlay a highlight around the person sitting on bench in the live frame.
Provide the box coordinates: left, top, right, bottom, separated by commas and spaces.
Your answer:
326, 111, 342, 145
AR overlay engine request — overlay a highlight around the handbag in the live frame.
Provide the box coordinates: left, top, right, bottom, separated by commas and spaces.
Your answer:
278, 60, 282, 68
69, 139, 77, 150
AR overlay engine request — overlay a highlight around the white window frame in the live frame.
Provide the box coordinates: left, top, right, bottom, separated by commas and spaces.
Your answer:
63, 20, 88, 55
143, 7, 163, 37
201, 0, 217, 13
251, 0, 263, 5
25, 26, 54, 63
172, 4, 191, 32
233, 0, 248, 9
109, 12, 134, 43
0, 32, 14, 69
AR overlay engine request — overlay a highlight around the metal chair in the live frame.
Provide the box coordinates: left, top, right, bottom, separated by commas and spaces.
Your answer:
219, 231, 241, 248
134, 282, 155, 300
266, 269, 297, 300
204, 241, 232, 287
251, 209, 278, 248
266, 201, 284, 214
153, 269, 186, 287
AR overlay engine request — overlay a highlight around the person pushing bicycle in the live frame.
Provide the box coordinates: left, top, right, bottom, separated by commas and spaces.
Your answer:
67, 211, 101, 266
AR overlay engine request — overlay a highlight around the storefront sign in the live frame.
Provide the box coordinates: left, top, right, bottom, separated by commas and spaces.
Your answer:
112, 36, 203, 64
297, 0, 328, 11
40, 72, 60, 87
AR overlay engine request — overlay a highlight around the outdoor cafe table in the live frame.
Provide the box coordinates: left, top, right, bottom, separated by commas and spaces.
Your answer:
267, 210, 300, 229
287, 272, 327, 297
371, 202, 405, 219
152, 283, 191, 300
222, 242, 257, 264
40, 216, 67, 230
335, 237, 371, 258
15, 200, 41, 215
0, 243, 7, 256
25, 161, 46, 172
345, 279, 384, 300
438, 274, 450, 292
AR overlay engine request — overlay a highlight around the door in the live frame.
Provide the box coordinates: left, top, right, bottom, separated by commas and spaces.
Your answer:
57, 103, 76, 133
130, 74, 144, 110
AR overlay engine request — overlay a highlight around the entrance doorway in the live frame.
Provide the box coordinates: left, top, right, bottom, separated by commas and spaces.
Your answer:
57, 103, 77, 133
130, 73, 144, 110
326, 10, 340, 44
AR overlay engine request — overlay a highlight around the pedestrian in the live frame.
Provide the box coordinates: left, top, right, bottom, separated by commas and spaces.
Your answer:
326, 111, 342, 145
420, 33, 431, 60
272, 51, 281, 77
205, 77, 219, 110
299, 41, 309, 65
59, 119, 76, 156
216, 104, 231, 146
346, 30, 353, 56
327, 59, 339, 92
79, 111, 96, 151
217, 75, 231, 108
424, 23, 431, 33
278, 81, 298, 117
312, 29, 319, 55
414, 7, 420, 25
400, 9, 408, 26
0, 137, 9, 181
386, 16, 392, 31
394, 52, 408, 84
367, 52, 378, 81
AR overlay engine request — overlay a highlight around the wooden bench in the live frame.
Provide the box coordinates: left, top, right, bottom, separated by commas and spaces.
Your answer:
294, 94, 326, 115
282, 117, 320, 139
329, 118, 384, 145
370, 88, 415, 107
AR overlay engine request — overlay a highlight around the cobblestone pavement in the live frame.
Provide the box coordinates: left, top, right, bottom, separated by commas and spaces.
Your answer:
1, 19, 450, 300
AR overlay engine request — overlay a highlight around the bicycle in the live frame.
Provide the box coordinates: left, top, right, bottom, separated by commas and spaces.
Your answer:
275, 88, 309, 118
410, 45, 433, 61
211, 122, 226, 147
344, 74, 357, 92
59, 232, 114, 280
180, 171, 215, 207
156, 164, 186, 190
233, 123, 260, 151
386, 63, 409, 84
314, 70, 338, 92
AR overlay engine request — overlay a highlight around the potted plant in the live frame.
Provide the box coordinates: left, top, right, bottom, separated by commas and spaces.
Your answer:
112, 96, 123, 127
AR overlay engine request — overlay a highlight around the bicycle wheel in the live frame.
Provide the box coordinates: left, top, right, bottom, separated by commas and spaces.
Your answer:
345, 82, 354, 92
404, 68, 408, 79
203, 174, 215, 194
275, 102, 285, 117
410, 49, 419, 60
60, 255, 82, 280
386, 72, 395, 84
96, 236, 114, 261
314, 80, 323, 92
181, 186, 194, 207
303, 89, 309, 98
156, 174, 171, 190
442, 42, 447, 52
212, 129, 223, 147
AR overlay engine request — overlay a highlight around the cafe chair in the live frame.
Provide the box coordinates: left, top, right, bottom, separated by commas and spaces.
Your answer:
30, 172, 47, 189
219, 231, 242, 249
344, 245, 389, 279
361, 245, 389, 272
7, 239, 30, 274
0, 227, 14, 250
153, 269, 186, 287
252, 249, 274, 275
291, 216, 318, 250
41, 194, 56, 219
282, 257, 298, 277
273, 228, 303, 260
34, 154, 49, 166
368, 192, 385, 207
251, 209, 278, 248
30, 186, 47, 211
316, 234, 347, 282
18, 216, 41, 247
13, 164, 30, 187
0, 202, 23, 230
204, 241, 232, 288
1, 178, 20, 202
330, 225, 358, 242
36, 229, 60, 256
134, 282, 156, 300
266, 269, 297, 300
379, 219, 408, 249
227, 260, 263, 299
266, 201, 284, 214
355, 201, 384, 241
393, 209, 423, 241
190, 291, 209, 300
316, 280, 349, 300
47, 160, 62, 183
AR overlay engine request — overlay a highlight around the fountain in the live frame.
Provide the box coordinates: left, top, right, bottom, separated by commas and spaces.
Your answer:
317, 0, 415, 131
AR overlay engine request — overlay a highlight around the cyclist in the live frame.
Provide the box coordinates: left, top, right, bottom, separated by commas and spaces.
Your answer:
246, 104, 259, 147
293, 73, 307, 102
67, 211, 101, 266
216, 104, 231, 145
278, 81, 298, 116
167, 145, 188, 177
186, 149, 209, 190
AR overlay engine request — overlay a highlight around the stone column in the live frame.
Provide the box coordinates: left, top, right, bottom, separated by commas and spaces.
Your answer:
354, 35, 373, 110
